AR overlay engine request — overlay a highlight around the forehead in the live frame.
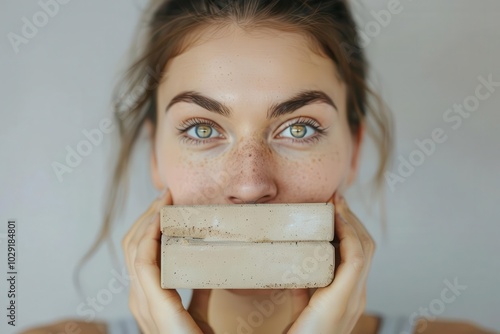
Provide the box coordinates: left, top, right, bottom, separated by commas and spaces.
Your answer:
158, 25, 345, 109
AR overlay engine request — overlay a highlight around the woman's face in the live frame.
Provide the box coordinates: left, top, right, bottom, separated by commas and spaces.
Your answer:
152, 25, 362, 205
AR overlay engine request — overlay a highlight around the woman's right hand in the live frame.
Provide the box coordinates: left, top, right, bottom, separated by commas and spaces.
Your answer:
122, 188, 214, 334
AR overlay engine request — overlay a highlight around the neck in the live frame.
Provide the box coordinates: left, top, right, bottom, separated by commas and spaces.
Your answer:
208, 289, 293, 333
208, 289, 381, 334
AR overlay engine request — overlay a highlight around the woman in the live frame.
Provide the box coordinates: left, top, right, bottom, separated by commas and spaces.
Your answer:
21, 0, 495, 333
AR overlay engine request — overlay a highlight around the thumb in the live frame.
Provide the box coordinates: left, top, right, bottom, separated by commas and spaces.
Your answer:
327, 193, 342, 273
289, 288, 309, 322
188, 289, 214, 334
282, 288, 309, 334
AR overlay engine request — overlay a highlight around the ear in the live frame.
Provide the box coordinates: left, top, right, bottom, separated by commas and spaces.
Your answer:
345, 123, 365, 187
145, 119, 164, 190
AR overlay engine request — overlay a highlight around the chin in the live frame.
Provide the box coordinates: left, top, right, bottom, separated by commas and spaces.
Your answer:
225, 288, 285, 296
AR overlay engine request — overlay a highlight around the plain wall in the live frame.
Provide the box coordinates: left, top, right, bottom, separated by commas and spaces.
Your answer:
1, 0, 499, 333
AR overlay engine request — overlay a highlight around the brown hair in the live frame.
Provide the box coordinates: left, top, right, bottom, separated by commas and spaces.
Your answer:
74, 0, 393, 293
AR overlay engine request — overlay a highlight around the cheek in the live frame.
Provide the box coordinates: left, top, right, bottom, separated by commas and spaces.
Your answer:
275, 147, 348, 202
162, 151, 228, 205
154, 119, 227, 204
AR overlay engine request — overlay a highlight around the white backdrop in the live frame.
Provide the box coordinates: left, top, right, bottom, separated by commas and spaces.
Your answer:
1, 0, 499, 333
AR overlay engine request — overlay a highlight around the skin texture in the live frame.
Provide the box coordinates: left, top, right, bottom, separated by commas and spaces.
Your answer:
151, 25, 360, 205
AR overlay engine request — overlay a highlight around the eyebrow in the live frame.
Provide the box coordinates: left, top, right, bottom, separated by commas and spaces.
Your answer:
165, 90, 337, 118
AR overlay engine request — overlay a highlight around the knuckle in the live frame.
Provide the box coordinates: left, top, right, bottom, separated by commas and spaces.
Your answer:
124, 236, 139, 257
133, 258, 145, 270
365, 237, 376, 254
134, 257, 156, 272
122, 232, 136, 251
350, 255, 365, 273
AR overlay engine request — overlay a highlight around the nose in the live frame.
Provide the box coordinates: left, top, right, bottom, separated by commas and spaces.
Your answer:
224, 141, 278, 204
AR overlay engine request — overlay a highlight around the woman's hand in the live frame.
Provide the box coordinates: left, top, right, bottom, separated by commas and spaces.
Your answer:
284, 194, 375, 334
122, 189, 214, 334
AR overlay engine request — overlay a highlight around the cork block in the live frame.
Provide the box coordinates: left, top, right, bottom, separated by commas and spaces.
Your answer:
160, 203, 335, 289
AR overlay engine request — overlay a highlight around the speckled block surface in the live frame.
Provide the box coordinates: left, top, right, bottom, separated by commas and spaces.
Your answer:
161, 203, 334, 242
160, 203, 335, 289
161, 236, 334, 289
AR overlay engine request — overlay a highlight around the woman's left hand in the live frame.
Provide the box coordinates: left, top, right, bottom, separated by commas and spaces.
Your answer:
284, 194, 375, 334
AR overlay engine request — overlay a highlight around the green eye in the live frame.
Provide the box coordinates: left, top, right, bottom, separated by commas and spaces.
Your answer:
195, 125, 212, 138
278, 120, 321, 142
185, 123, 221, 140
290, 124, 307, 138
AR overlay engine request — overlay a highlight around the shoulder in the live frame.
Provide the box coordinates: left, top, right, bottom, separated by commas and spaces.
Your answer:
415, 318, 497, 334
18, 319, 107, 334
353, 314, 497, 334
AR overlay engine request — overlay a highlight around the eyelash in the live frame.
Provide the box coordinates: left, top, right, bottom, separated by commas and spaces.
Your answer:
279, 117, 327, 145
175, 117, 327, 145
176, 118, 222, 145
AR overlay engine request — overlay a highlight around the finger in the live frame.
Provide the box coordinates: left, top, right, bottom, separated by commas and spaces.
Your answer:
135, 188, 173, 269
124, 189, 172, 333
134, 213, 201, 332
129, 189, 172, 256
338, 197, 373, 254
310, 207, 365, 309
122, 190, 164, 249
327, 193, 341, 273
128, 288, 154, 334
188, 289, 215, 334
334, 197, 373, 325
126, 188, 172, 285
188, 289, 211, 322
331, 195, 371, 270
337, 197, 375, 288
289, 288, 309, 322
